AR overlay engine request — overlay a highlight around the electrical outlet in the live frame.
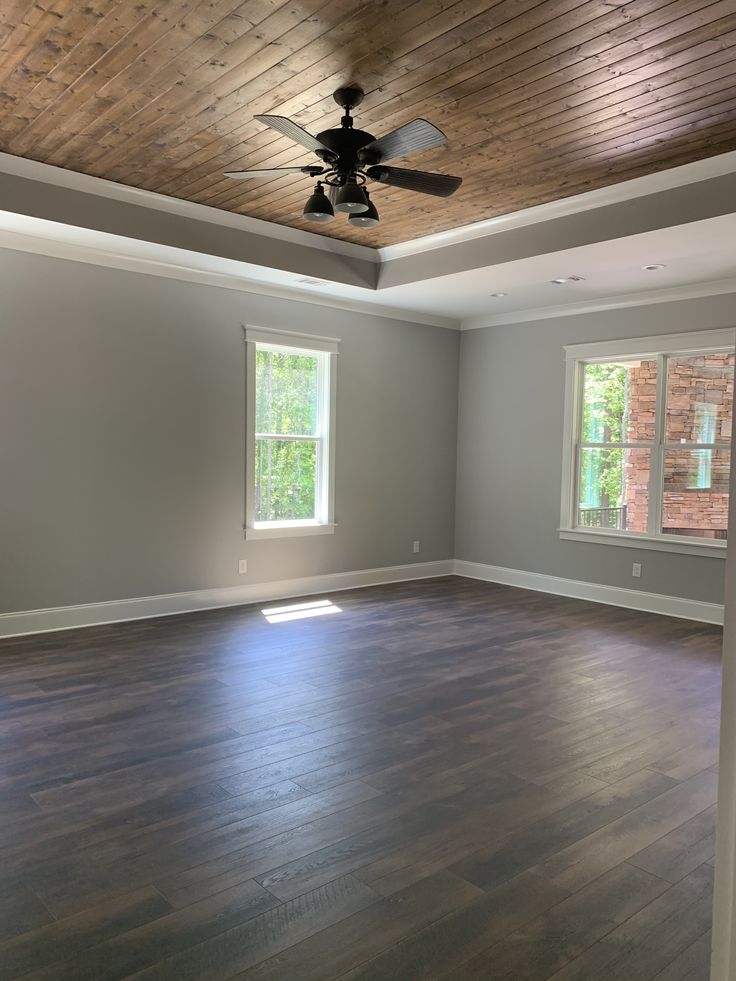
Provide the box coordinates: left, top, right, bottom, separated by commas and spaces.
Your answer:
238, 559, 248, 575
413, 541, 420, 554
632, 562, 642, 578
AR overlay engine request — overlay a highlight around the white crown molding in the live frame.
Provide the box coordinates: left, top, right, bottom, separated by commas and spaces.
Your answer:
380, 150, 736, 260
0, 560, 454, 638
461, 278, 736, 330
454, 560, 724, 624
0, 222, 459, 330
3, 204, 730, 333
0, 151, 378, 263
2, 150, 736, 331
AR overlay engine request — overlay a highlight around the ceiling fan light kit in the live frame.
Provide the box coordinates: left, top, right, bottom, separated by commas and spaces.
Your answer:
225, 86, 462, 230
302, 183, 335, 222
334, 181, 369, 213
348, 191, 380, 228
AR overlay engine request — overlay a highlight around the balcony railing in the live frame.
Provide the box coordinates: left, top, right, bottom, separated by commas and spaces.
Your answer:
578, 505, 628, 530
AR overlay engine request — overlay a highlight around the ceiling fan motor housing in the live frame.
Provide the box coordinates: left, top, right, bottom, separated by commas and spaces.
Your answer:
315, 128, 376, 179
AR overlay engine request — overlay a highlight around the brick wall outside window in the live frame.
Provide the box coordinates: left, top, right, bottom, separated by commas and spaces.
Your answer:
624, 354, 733, 538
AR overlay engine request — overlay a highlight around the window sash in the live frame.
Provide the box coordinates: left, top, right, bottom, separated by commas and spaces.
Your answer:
254, 435, 323, 526
255, 346, 321, 439
245, 327, 337, 535
567, 345, 733, 545
255, 433, 321, 442
254, 349, 327, 526
573, 444, 655, 536
579, 442, 653, 449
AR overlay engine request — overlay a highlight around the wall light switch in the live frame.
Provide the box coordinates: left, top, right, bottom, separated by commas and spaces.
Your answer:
238, 559, 248, 575
632, 562, 642, 578
413, 541, 420, 554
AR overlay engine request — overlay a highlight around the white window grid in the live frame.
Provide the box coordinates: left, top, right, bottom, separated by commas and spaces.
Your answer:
560, 328, 735, 556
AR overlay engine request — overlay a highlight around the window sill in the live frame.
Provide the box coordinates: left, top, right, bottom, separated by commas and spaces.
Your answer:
245, 522, 336, 541
559, 527, 726, 558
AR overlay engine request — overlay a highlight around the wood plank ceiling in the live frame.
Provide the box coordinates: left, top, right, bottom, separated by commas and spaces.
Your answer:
0, 0, 735, 248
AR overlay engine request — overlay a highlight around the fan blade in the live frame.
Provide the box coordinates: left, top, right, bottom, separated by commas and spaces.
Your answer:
359, 119, 446, 164
366, 165, 462, 197
254, 114, 327, 152
224, 166, 323, 178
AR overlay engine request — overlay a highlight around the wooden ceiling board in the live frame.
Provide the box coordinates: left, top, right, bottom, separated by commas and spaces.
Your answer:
92, 0, 466, 184
0, 0, 735, 247
170, 0, 736, 221
209, 0, 736, 228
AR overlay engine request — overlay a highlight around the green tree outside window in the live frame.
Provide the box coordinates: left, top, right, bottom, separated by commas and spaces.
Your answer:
580, 364, 627, 509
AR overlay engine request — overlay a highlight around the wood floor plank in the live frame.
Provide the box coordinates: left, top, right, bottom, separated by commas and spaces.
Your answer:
628, 804, 717, 883
651, 930, 712, 979
357, 770, 608, 898
333, 868, 571, 981
0, 888, 54, 945
440, 863, 670, 981
30, 779, 383, 917
232, 870, 483, 981
0, 886, 171, 981
0, 577, 722, 980
449, 768, 679, 892
122, 874, 378, 981
542, 770, 719, 891
20, 879, 279, 981
546, 863, 715, 980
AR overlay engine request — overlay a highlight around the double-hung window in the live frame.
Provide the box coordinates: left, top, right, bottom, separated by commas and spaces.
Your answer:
561, 329, 734, 556
245, 326, 338, 540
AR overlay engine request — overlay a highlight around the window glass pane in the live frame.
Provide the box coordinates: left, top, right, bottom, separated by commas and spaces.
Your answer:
582, 360, 657, 443
662, 448, 729, 540
665, 353, 734, 444
255, 348, 319, 436
255, 438, 317, 522
577, 447, 651, 533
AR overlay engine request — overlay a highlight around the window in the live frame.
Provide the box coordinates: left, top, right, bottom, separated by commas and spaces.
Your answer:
245, 326, 338, 539
561, 330, 734, 556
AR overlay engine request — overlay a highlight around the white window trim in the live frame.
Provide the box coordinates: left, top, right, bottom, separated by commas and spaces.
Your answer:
560, 327, 735, 558
244, 325, 339, 541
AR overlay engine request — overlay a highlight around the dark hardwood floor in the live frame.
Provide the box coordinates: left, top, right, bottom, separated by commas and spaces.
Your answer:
0, 576, 722, 980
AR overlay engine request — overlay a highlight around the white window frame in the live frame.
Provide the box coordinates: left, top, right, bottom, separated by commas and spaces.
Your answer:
560, 328, 735, 559
244, 325, 338, 541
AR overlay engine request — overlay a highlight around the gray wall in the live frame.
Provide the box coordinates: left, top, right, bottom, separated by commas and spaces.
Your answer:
0, 249, 459, 614
5, 246, 732, 616
455, 296, 736, 605
0, 169, 377, 289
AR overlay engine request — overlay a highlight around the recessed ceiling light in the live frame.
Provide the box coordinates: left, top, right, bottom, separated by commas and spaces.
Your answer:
298, 277, 325, 286
550, 275, 585, 284
490, 292, 507, 297
642, 263, 666, 271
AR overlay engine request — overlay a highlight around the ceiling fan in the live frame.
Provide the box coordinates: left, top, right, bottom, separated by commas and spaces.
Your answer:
224, 85, 462, 228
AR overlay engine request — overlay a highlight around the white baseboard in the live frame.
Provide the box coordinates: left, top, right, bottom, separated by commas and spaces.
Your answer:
0, 556, 722, 638
453, 560, 724, 625
0, 560, 455, 638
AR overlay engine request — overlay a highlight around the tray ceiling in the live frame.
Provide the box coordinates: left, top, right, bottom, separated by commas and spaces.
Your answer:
1, 0, 735, 248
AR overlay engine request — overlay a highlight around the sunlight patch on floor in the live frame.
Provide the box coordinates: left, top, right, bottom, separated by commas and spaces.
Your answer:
261, 598, 342, 624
